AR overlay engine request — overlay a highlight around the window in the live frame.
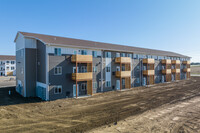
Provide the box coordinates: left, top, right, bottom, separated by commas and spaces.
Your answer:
106, 67, 110, 72
116, 53, 120, 57
133, 54, 138, 59
93, 82, 97, 89
6, 61, 9, 64
105, 52, 111, 58
92, 51, 97, 57
121, 53, 125, 57
54, 86, 62, 94
6, 67, 9, 70
54, 67, 62, 75
81, 66, 87, 73
11, 67, 15, 70
122, 79, 125, 85
105, 81, 111, 87
11, 61, 15, 64
93, 66, 97, 73
81, 50, 87, 55
127, 54, 132, 58
54, 48, 61, 56
74, 50, 77, 55
81, 83, 87, 91
136, 78, 140, 83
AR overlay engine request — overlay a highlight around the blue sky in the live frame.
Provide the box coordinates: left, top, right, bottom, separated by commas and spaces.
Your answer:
0, 0, 200, 62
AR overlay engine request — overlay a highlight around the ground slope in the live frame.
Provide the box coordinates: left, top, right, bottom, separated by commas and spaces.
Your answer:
0, 77, 200, 133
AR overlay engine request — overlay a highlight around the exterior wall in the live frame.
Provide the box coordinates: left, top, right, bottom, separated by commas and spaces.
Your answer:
133, 59, 141, 87
15, 34, 37, 97
155, 60, 162, 83
48, 54, 74, 100
25, 48, 37, 97
15, 33, 192, 100
37, 40, 46, 83
16, 49, 25, 96
92, 56, 101, 93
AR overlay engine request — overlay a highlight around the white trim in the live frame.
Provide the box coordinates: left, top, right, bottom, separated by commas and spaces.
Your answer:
36, 82, 47, 88
46, 51, 49, 101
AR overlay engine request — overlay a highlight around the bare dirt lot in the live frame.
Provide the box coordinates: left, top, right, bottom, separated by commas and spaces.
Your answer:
0, 76, 15, 87
191, 65, 200, 75
1, 77, 200, 133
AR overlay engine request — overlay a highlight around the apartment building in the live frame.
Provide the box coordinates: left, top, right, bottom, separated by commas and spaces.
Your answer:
0, 55, 16, 76
14, 32, 191, 101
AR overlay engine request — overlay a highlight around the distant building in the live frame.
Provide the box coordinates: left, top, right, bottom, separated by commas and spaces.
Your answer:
14, 32, 191, 101
0, 55, 16, 76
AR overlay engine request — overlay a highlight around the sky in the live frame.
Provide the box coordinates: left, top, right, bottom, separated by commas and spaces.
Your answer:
0, 0, 200, 62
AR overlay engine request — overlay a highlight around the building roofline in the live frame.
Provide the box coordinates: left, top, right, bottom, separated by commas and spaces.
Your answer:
15, 31, 191, 58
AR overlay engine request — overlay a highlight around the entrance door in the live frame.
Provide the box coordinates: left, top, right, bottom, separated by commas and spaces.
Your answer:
73, 67, 79, 73
162, 75, 165, 83
143, 77, 146, 86
73, 84, 79, 97
116, 66, 120, 71
172, 74, 174, 81
116, 80, 120, 90
0, 72, 2, 76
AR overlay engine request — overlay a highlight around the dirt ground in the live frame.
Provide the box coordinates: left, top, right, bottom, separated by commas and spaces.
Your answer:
191, 65, 200, 75
0, 77, 200, 133
0, 76, 15, 87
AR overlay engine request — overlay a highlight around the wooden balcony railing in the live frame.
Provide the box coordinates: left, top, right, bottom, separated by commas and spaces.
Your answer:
71, 55, 93, 63
171, 69, 180, 73
72, 72, 93, 81
115, 71, 131, 78
161, 59, 171, 64
182, 61, 190, 65
183, 68, 191, 73
115, 57, 131, 64
143, 70, 155, 75
143, 59, 155, 64
162, 69, 171, 74
172, 60, 180, 64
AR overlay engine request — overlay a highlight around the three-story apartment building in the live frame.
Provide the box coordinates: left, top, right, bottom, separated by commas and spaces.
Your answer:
0, 55, 16, 76
14, 32, 191, 101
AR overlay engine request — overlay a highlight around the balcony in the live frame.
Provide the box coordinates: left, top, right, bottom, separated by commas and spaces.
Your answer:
143, 59, 155, 64
71, 55, 93, 63
115, 71, 131, 78
171, 69, 180, 73
161, 59, 171, 64
72, 72, 93, 81
183, 68, 191, 73
162, 69, 171, 74
182, 61, 190, 65
143, 70, 155, 75
115, 57, 131, 64
172, 60, 180, 64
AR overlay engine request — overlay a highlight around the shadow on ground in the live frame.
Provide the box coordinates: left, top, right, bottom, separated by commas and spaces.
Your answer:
0, 87, 42, 106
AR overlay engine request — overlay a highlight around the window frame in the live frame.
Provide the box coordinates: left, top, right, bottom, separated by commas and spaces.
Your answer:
105, 81, 111, 87
93, 82, 97, 89
54, 85, 62, 94
106, 67, 111, 72
92, 51, 97, 57
54, 66, 62, 75
54, 48, 61, 56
